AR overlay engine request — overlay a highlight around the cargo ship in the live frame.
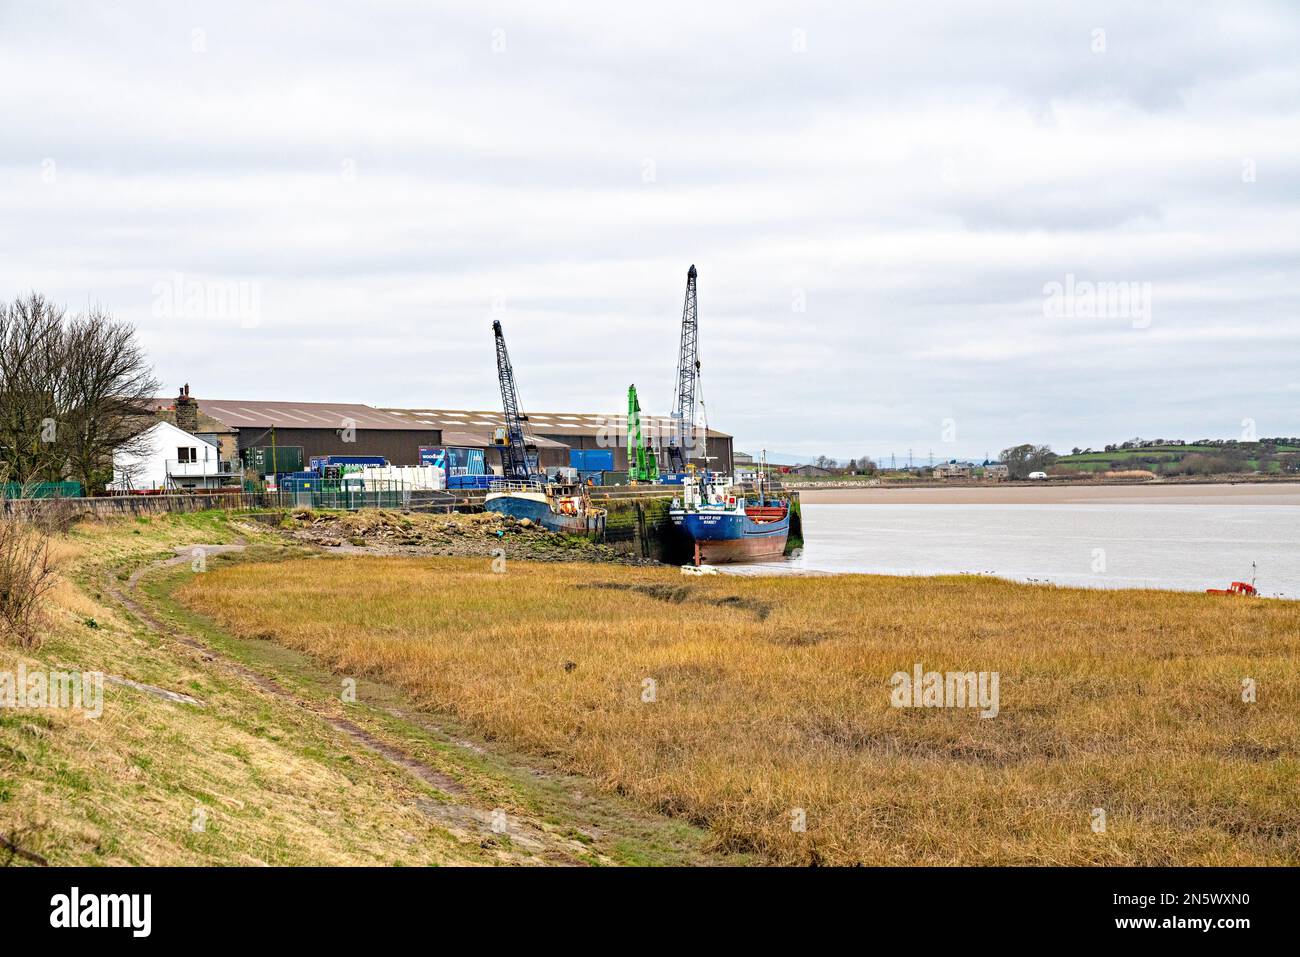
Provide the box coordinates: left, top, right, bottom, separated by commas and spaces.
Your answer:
485, 479, 607, 539
669, 472, 790, 564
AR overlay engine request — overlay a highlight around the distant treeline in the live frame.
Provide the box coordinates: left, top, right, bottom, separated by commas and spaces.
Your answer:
1055, 437, 1300, 478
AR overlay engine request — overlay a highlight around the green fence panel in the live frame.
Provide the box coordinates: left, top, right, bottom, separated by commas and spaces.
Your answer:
3, 481, 83, 499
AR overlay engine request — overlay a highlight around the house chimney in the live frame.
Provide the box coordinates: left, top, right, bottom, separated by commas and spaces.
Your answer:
175, 383, 199, 435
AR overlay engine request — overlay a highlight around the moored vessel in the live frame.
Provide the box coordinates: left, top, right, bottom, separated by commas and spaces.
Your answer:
485, 479, 607, 538
669, 471, 790, 564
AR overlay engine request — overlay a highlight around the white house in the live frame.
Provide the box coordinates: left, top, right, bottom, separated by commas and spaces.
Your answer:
110, 421, 232, 492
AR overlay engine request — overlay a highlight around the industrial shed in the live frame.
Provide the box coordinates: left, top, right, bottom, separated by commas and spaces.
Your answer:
381, 408, 734, 473
147, 395, 733, 475
147, 398, 442, 467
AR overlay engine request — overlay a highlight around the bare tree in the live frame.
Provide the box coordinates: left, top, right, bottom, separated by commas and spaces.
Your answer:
0, 294, 66, 486
58, 306, 159, 493
0, 295, 158, 495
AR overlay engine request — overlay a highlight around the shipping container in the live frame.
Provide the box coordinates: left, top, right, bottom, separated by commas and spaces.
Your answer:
448, 474, 495, 490
242, 445, 304, 477
569, 449, 615, 472
420, 446, 486, 476
308, 454, 387, 471
585, 449, 615, 472
279, 471, 319, 494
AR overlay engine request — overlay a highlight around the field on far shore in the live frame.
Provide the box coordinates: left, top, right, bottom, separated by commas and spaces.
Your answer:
178, 555, 1300, 865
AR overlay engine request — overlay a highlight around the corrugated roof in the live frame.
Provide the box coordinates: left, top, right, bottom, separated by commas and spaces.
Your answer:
152, 408, 238, 434
159, 399, 441, 432
441, 430, 568, 450
159, 399, 731, 439
382, 408, 731, 439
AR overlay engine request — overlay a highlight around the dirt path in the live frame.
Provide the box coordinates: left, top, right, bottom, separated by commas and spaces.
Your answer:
102, 545, 625, 865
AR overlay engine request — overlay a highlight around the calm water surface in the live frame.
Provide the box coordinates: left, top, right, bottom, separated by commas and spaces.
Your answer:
725, 503, 1300, 598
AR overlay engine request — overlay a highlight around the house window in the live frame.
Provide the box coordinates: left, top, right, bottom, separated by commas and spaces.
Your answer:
178, 447, 196, 464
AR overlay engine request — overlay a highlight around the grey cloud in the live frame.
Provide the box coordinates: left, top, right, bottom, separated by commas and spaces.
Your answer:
1, 0, 1298, 461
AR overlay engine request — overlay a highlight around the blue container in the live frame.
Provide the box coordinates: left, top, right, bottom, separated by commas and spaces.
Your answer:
280, 472, 319, 493
448, 474, 494, 490
570, 449, 615, 471
585, 449, 615, 472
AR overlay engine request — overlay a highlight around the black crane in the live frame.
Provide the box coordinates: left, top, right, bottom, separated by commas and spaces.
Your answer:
491, 320, 538, 480
666, 264, 699, 472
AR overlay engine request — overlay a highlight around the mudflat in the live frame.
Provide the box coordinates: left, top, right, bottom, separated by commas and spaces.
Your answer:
796, 482, 1300, 506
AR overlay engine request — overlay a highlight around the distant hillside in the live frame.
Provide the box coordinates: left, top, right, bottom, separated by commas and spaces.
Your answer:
1053, 439, 1300, 478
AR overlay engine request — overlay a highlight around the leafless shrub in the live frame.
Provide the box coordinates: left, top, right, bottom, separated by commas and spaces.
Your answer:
0, 513, 54, 649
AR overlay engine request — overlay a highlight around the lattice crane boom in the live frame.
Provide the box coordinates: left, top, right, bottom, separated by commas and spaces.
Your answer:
668, 264, 699, 471
491, 320, 538, 479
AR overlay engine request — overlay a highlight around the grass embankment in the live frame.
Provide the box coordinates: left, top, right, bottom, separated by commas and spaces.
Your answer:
0, 511, 721, 866
179, 557, 1300, 865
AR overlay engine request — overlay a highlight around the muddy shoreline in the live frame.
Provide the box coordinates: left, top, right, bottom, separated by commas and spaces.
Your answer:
283, 507, 659, 564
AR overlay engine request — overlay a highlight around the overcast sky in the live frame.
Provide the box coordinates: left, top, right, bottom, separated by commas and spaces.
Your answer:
2, 1, 1297, 462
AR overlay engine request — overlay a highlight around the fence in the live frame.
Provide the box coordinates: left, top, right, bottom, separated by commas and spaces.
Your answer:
261, 488, 466, 511
2, 482, 83, 499
1, 487, 480, 520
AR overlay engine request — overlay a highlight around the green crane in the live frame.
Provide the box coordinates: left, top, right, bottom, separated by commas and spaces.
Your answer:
627, 384, 659, 483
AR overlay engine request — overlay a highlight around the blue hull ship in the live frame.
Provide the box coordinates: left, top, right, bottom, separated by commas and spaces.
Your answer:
485, 481, 606, 538
669, 474, 790, 564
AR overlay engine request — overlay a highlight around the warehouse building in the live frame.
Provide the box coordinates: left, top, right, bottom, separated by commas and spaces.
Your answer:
146, 394, 733, 475
146, 398, 441, 467
380, 408, 734, 473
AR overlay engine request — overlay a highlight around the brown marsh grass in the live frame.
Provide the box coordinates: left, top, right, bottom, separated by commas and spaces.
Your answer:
178, 557, 1300, 865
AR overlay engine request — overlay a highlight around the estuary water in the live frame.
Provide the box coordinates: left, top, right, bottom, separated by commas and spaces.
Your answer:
730, 500, 1300, 598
